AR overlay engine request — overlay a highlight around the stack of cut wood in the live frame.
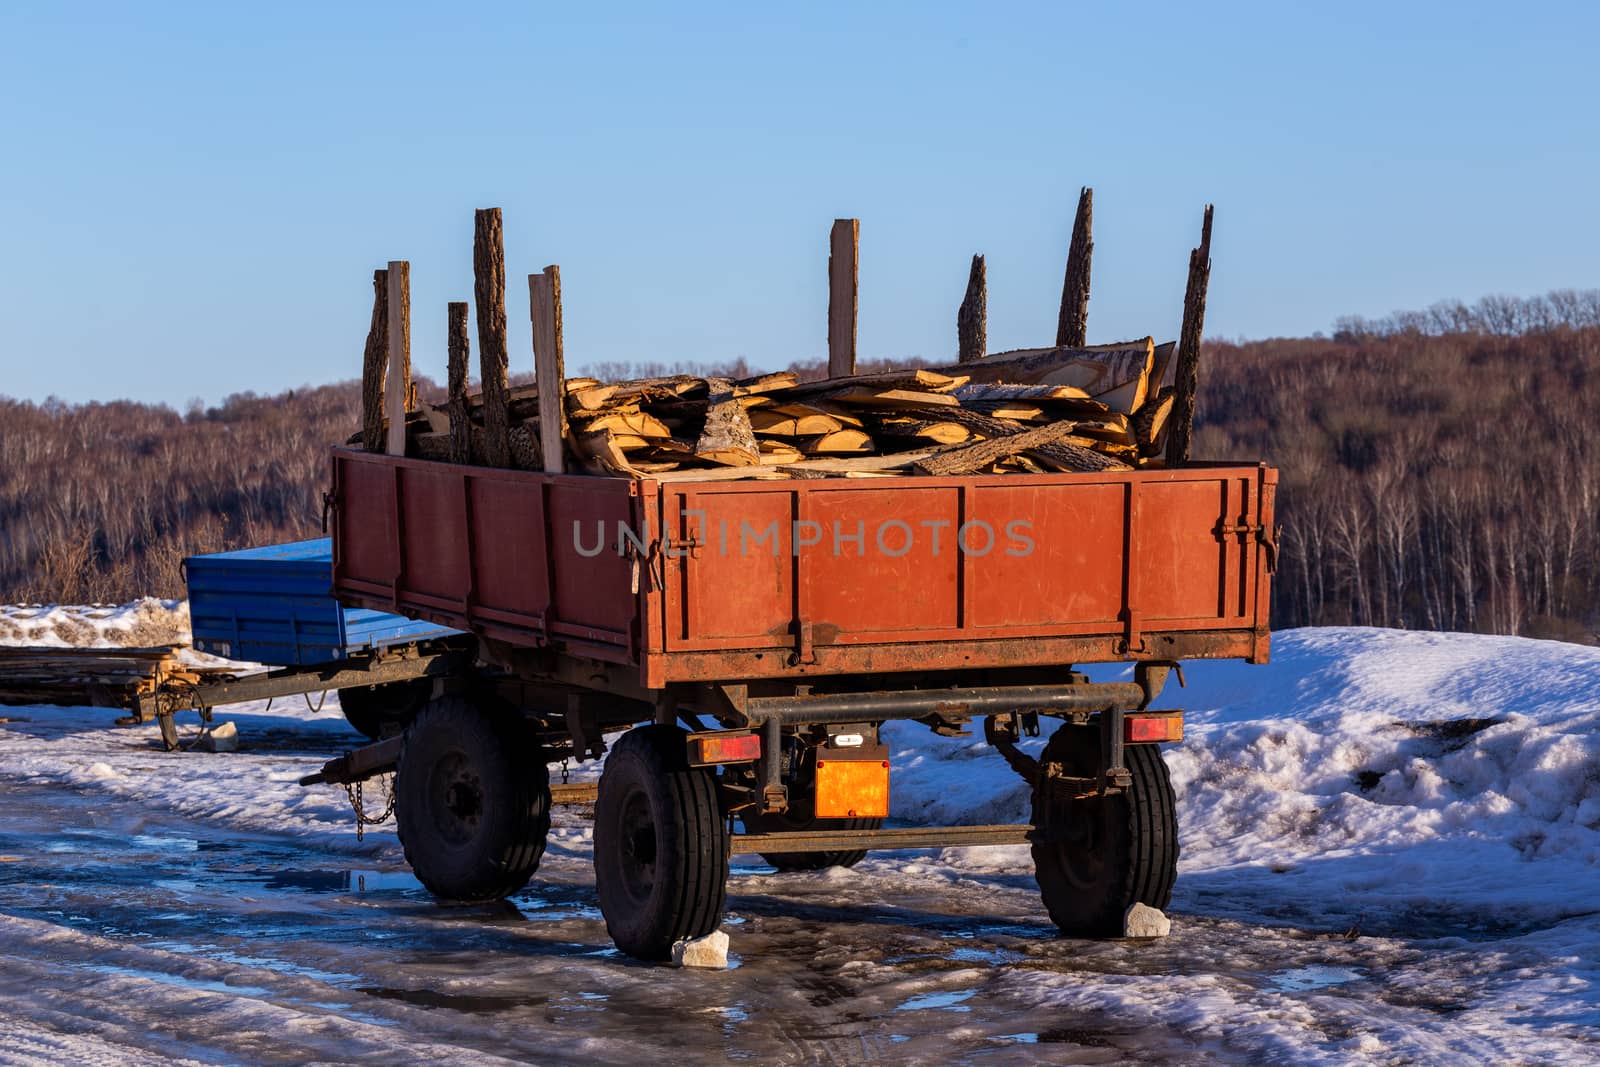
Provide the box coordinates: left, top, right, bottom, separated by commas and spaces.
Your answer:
379, 337, 1179, 481
0, 647, 230, 710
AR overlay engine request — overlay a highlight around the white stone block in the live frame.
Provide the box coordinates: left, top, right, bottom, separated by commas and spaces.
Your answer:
671, 929, 729, 968
1123, 902, 1171, 938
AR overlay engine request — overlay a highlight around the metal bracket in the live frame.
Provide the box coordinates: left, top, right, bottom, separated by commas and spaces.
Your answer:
1118, 608, 1146, 655
790, 619, 816, 666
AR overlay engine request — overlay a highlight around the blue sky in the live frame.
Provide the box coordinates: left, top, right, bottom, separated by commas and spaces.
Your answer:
2, 1, 1596, 404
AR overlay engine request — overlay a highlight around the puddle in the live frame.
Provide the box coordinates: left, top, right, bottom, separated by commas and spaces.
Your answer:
895, 989, 975, 1012
1269, 965, 1364, 992
359, 985, 549, 1014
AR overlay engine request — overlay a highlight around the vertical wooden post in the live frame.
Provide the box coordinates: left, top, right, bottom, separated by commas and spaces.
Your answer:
474, 208, 511, 468
360, 268, 388, 452
957, 254, 986, 363
384, 261, 411, 456
827, 218, 859, 378
530, 265, 568, 474
1056, 186, 1093, 348
1164, 204, 1214, 469
446, 301, 472, 465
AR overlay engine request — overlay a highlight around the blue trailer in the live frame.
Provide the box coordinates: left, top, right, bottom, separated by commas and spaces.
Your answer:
131, 539, 471, 748
186, 539, 457, 666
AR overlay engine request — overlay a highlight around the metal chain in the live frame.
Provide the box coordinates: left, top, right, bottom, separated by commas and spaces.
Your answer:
344, 774, 396, 841
561, 758, 569, 785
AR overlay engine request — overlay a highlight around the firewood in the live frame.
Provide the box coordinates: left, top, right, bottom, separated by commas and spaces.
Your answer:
750, 408, 843, 437
912, 420, 1089, 476
757, 440, 804, 464
776, 447, 952, 476
585, 409, 672, 438
937, 339, 1153, 414
953, 382, 1091, 403
694, 379, 760, 466
798, 429, 873, 454
826, 386, 961, 409
733, 371, 799, 396
785, 368, 968, 396
1134, 389, 1176, 453
874, 419, 971, 445
572, 428, 639, 476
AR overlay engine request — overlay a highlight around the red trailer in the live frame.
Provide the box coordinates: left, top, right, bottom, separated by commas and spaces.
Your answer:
318, 446, 1276, 959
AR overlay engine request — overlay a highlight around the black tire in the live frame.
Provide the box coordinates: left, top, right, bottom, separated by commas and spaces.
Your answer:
593, 725, 728, 960
741, 747, 881, 870
1031, 725, 1178, 937
337, 680, 429, 740
395, 695, 551, 902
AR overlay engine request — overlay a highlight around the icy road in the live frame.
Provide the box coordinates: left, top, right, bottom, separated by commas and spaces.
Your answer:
0, 624, 1596, 1064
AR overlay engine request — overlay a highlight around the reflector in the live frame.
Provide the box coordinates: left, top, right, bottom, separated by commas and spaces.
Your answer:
686, 731, 762, 766
1124, 712, 1184, 743
815, 758, 890, 818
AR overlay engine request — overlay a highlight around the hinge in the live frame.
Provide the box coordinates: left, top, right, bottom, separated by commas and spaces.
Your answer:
790, 619, 816, 666
1118, 608, 1145, 654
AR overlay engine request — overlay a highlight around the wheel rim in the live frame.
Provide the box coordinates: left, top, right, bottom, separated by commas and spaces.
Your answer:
426, 750, 484, 846
1055, 799, 1107, 889
615, 786, 658, 905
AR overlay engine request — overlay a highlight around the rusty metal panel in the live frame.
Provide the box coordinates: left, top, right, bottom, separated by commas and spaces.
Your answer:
967, 481, 1126, 627
331, 449, 640, 660
335, 447, 1274, 685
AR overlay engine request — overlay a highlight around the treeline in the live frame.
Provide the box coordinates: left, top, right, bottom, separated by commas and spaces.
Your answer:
3, 289, 1598, 643
1197, 289, 1600, 642
0, 386, 363, 602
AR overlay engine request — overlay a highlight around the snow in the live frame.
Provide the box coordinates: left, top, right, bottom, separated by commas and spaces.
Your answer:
886, 627, 1600, 935
0, 618, 1597, 1060
0, 599, 192, 650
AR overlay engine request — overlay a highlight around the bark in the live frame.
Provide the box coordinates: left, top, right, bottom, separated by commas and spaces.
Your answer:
474, 208, 511, 468
1055, 186, 1093, 347
446, 301, 471, 465
360, 269, 388, 452
1164, 204, 1214, 468
957, 254, 986, 363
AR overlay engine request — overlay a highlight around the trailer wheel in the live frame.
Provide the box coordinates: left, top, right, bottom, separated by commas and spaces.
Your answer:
337, 680, 429, 740
593, 725, 728, 960
1031, 726, 1178, 937
395, 696, 551, 902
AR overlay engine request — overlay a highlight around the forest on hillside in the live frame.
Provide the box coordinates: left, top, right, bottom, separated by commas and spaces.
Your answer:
2, 288, 1597, 643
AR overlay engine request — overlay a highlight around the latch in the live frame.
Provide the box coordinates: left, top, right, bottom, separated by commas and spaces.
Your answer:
790, 619, 816, 666
1214, 518, 1279, 574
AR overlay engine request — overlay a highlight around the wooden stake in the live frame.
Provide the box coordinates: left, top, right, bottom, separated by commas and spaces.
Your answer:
957, 254, 986, 363
1165, 205, 1214, 469
1055, 186, 1093, 348
474, 208, 511, 468
828, 218, 859, 377
530, 265, 568, 474
384, 261, 411, 456
446, 301, 471, 465
360, 269, 388, 452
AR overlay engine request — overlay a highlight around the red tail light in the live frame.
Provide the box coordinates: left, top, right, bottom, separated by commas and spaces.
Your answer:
1125, 712, 1184, 743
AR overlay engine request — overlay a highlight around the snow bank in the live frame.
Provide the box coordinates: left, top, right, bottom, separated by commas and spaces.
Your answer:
887, 627, 1600, 929
0, 599, 192, 649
